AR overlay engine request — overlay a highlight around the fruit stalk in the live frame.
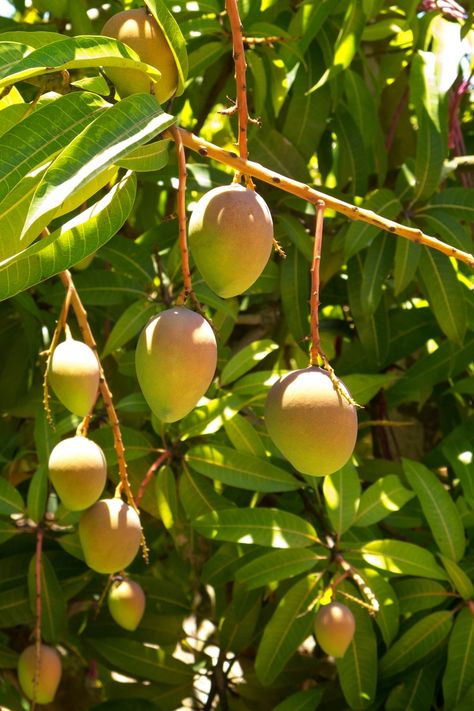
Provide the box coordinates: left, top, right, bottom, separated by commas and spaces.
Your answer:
310, 200, 325, 367
170, 125, 193, 303
225, 0, 254, 187
167, 128, 474, 268
135, 450, 171, 506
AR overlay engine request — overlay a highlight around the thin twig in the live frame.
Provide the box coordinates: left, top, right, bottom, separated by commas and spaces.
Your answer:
310, 200, 325, 366
164, 128, 474, 269
135, 450, 171, 507
170, 125, 192, 303
225, 0, 254, 187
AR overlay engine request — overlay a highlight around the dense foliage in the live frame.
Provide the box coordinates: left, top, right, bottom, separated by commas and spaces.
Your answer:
0, 1, 473, 709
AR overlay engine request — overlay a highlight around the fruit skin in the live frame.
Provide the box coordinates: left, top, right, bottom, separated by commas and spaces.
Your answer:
48, 339, 100, 417
101, 8, 178, 104
107, 578, 146, 631
79, 498, 142, 574
264, 366, 357, 477
17, 644, 62, 704
135, 306, 217, 422
188, 184, 274, 298
48, 436, 107, 511
314, 601, 356, 658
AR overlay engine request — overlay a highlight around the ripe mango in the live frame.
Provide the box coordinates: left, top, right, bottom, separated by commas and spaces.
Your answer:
188, 184, 274, 298
48, 436, 107, 511
79, 498, 142, 574
48, 339, 100, 417
314, 601, 356, 658
101, 7, 178, 104
264, 366, 357, 476
108, 578, 146, 631
135, 307, 217, 422
17, 644, 62, 704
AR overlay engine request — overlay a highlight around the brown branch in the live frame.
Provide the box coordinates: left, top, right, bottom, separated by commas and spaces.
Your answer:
135, 450, 171, 507
165, 128, 474, 268
170, 125, 192, 304
310, 201, 325, 366
225, 0, 254, 187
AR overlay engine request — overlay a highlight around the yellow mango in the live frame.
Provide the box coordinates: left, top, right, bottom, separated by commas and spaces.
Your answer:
264, 366, 357, 476
135, 307, 217, 422
314, 601, 356, 658
17, 644, 62, 704
101, 7, 178, 104
48, 436, 107, 511
188, 184, 274, 298
107, 578, 146, 631
48, 339, 100, 417
79, 498, 142, 574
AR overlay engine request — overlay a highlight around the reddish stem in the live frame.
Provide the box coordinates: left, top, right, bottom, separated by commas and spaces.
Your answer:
135, 451, 171, 507
310, 201, 325, 366
170, 126, 192, 302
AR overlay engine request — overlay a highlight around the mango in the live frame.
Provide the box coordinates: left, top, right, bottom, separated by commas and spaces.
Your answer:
17, 644, 62, 704
314, 601, 356, 658
264, 366, 357, 476
48, 339, 100, 417
108, 578, 146, 631
188, 184, 274, 298
79, 498, 142, 574
135, 307, 217, 422
48, 436, 107, 511
101, 7, 178, 104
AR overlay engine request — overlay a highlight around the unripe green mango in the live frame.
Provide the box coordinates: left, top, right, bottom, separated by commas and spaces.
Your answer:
48, 339, 100, 417
188, 184, 274, 298
101, 8, 179, 104
314, 601, 356, 658
135, 307, 217, 422
108, 578, 146, 631
17, 644, 62, 704
48, 436, 107, 511
79, 498, 142, 574
264, 366, 357, 476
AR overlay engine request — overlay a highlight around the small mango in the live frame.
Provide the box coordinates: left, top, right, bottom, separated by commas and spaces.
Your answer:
48, 339, 100, 417
79, 498, 142, 574
264, 366, 357, 477
108, 578, 146, 631
314, 601, 356, 658
188, 184, 274, 298
135, 307, 217, 422
17, 644, 62, 704
48, 436, 107, 511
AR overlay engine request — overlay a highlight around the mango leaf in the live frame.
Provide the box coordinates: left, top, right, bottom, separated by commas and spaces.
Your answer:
144, 0, 188, 95
354, 475, 414, 527
89, 425, 154, 464
201, 545, 262, 587
323, 462, 361, 535
280, 245, 310, 349
220, 339, 279, 386
0, 36, 161, 88
0, 585, 32, 627
223, 412, 266, 457
102, 299, 157, 358
179, 465, 234, 520
178, 394, 243, 440
21, 95, 174, 242
0, 643, 19, 668
27, 552, 66, 643
185, 444, 300, 493
379, 610, 453, 678
443, 609, 474, 710
337, 587, 378, 710
419, 187, 474, 222
393, 578, 450, 614
360, 568, 399, 647
360, 233, 396, 315
26, 465, 48, 523
236, 548, 323, 590
355, 540, 448, 580
0, 171, 137, 302
155, 465, 178, 531
220, 585, 261, 654
393, 237, 421, 295
333, 109, 368, 196
193, 508, 319, 548
403, 458, 465, 561
439, 555, 474, 600
273, 688, 325, 711
88, 638, 193, 686
0, 476, 24, 515
116, 139, 170, 172
385, 663, 441, 711
255, 573, 321, 685
0, 521, 17, 545
418, 247, 466, 345
344, 189, 402, 259
277, 214, 313, 262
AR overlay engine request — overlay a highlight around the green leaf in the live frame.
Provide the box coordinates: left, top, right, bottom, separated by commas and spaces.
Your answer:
144, 0, 188, 95
443, 609, 474, 710
323, 462, 361, 535
0, 171, 137, 302
220, 339, 279, 386
403, 458, 465, 561
354, 475, 414, 527
393, 237, 421, 295
185, 445, 299, 493
21, 95, 174, 241
179, 465, 235, 520
418, 247, 466, 345
27, 552, 66, 643
360, 568, 399, 647
0, 521, 17, 545
0, 476, 24, 515
344, 189, 402, 259
155, 465, 178, 531
223, 412, 266, 457
393, 578, 450, 614
342, 374, 396, 406
26, 464, 48, 523
255, 573, 321, 685
385, 664, 441, 711
0, 585, 32, 627
379, 610, 453, 678
273, 688, 325, 711
116, 139, 170, 172
89, 425, 154, 464
420, 188, 474, 222
102, 299, 157, 358
193, 508, 319, 548
333, 109, 368, 196
439, 555, 474, 600
360, 233, 396, 315
0, 642, 19, 669
280, 244, 310, 349
236, 548, 323, 590
355, 539, 448, 580
220, 585, 261, 654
